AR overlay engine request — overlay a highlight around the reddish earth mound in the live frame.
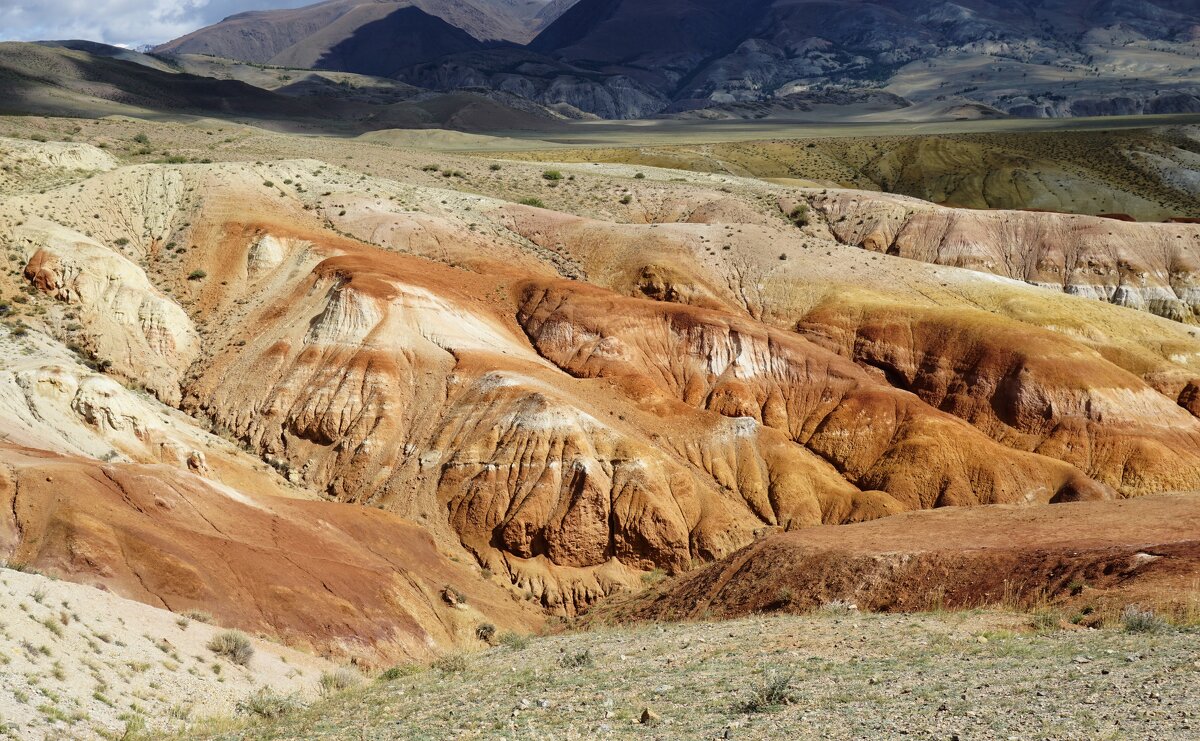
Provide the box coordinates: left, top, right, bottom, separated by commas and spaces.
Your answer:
608, 494, 1200, 623
0, 444, 537, 665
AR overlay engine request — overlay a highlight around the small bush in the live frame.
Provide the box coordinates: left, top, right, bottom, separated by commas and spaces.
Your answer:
475, 623, 497, 643
378, 665, 419, 681
432, 654, 467, 674
640, 568, 666, 586
1121, 605, 1166, 634
735, 669, 796, 713
113, 237, 130, 247
207, 631, 253, 666
518, 198, 545, 208
132, 133, 150, 145
560, 649, 593, 668
1031, 611, 1060, 632
542, 170, 563, 181
818, 599, 858, 614
236, 688, 301, 719
318, 668, 361, 696
181, 610, 213, 623
498, 632, 529, 650
489, 164, 502, 171
620, 195, 632, 204
789, 204, 809, 227
634, 172, 646, 179
188, 269, 207, 281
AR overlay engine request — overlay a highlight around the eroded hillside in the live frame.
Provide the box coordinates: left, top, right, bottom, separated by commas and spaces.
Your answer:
2, 117, 1200, 639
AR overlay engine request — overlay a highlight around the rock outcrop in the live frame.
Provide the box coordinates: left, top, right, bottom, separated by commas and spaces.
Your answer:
16, 221, 198, 402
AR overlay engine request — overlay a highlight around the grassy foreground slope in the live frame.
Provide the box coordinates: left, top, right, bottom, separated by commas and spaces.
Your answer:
188, 610, 1199, 740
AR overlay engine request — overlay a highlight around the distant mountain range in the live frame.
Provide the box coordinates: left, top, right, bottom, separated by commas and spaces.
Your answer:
142, 0, 1200, 120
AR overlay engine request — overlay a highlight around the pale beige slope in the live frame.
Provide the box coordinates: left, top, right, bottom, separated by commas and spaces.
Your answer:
0, 566, 338, 740
0, 322, 295, 501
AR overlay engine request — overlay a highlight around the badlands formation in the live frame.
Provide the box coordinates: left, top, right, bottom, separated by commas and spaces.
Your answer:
1, 116, 1200, 733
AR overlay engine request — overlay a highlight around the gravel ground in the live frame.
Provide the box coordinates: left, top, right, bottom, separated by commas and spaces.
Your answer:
189, 609, 1200, 740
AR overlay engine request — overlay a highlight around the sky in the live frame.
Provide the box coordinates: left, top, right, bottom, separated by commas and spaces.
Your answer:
0, 0, 315, 48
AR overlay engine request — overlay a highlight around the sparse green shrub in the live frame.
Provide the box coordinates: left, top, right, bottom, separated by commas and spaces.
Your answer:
475, 623, 497, 644
318, 668, 361, 696
432, 654, 467, 674
1122, 605, 1166, 634
378, 664, 419, 681
818, 599, 857, 614
542, 170, 563, 181
641, 568, 666, 586
518, 198, 545, 208
113, 237, 130, 247
181, 609, 212, 623
634, 172, 646, 179
789, 204, 809, 227
235, 688, 299, 720
132, 133, 150, 145
620, 195, 633, 204
489, 164, 502, 171
560, 649, 593, 668
734, 669, 796, 713
498, 632, 529, 650
207, 631, 253, 666
188, 269, 207, 281
1031, 611, 1060, 632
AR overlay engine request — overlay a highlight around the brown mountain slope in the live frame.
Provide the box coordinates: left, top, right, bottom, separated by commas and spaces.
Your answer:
155, 0, 574, 61
0, 42, 561, 132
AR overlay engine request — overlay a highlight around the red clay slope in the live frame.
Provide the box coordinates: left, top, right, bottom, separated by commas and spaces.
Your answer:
0, 444, 538, 665
610, 494, 1200, 623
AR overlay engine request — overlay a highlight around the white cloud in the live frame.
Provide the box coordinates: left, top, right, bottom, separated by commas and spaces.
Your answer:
0, 0, 314, 48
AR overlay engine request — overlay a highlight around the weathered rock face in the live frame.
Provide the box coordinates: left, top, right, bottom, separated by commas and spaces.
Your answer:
812, 189, 1200, 324
795, 298, 1200, 495
516, 280, 1109, 509
16, 222, 198, 403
